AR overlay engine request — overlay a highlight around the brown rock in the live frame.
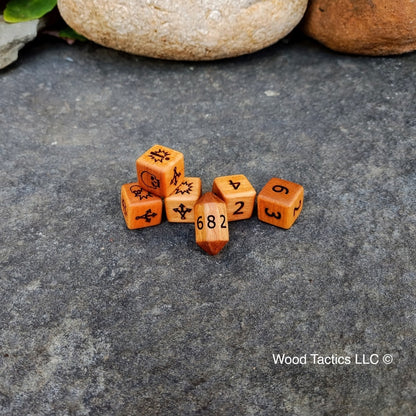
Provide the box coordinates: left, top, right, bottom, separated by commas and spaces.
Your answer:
302, 0, 416, 56
57, 0, 308, 60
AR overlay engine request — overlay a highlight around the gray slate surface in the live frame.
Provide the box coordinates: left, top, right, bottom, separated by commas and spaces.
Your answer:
1, 34, 415, 415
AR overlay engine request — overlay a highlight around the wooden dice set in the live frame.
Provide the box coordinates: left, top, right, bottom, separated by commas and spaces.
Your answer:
121, 145, 304, 255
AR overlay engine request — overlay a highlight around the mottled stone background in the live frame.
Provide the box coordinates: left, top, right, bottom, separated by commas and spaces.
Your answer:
0, 33, 415, 415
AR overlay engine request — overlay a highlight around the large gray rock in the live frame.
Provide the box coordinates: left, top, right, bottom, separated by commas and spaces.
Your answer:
57, 0, 308, 60
0, 15, 40, 69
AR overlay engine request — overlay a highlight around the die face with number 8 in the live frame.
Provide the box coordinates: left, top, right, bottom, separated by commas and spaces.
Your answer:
194, 192, 229, 255
212, 174, 256, 221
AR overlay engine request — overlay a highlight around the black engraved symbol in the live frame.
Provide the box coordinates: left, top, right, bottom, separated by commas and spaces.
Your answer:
170, 166, 181, 186
148, 148, 170, 163
173, 203, 192, 220
229, 179, 241, 190
136, 209, 157, 223
175, 181, 193, 195
140, 171, 160, 189
272, 184, 289, 194
130, 185, 152, 200
121, 198, 127, 216
265, 207, 281, 220
293, 200, 302, 216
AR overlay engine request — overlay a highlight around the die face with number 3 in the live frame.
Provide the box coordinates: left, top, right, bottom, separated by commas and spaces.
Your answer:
212, 174, 256, 221
136, 144, 185, 198
121, 183, 163, 229
257, 178, 304, 229
194, 192, 229, 255
165, 177, 202, 223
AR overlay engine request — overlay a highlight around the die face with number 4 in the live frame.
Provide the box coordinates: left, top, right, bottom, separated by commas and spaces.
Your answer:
121, 183, 163, 229
165, 177, 202, 223
194, 192, 229, 255
136, 144, 185, 198
212, 174, 256, 221
257, 178, 304, 229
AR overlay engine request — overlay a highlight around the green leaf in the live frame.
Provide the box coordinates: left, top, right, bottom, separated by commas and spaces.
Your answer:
59, 27, 87, 42
4, 0, 57, 23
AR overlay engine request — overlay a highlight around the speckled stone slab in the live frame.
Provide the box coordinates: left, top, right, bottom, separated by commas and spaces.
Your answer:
0, 35, 415, 415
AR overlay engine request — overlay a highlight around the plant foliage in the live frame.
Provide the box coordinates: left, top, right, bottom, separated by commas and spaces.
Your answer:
4, 0, 57, 23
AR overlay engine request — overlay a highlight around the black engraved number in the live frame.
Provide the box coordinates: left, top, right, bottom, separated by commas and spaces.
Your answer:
272, 184, 289, 194
233, 201, 244, 215
293, 200, 302, 216
229, 179, 241, 190
197, 216, 204, 230
197, 215, 226, 229
220, 215, 227, 228
207, 215, 216, 229
265, 208, 281, 220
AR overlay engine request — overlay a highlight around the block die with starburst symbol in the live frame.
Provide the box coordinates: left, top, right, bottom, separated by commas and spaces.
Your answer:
136, 144, 185, 197
121, 182, 163, 229
212, 174, 256, 221
165, 177, 202, 223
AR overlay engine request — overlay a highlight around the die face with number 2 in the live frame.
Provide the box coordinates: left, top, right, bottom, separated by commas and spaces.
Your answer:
194, 192, 229, 255
136, 144, 185, 198
212, 174, 256, 221
257, 178, 304, 229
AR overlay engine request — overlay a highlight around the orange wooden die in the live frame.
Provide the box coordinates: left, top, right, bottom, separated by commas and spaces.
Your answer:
121, 183, 163, 229
165, 177, 202, 223
212, 174, 256, 221
194, 192, 229, 256
257, 178, 304, 229
136, 144, 185, 197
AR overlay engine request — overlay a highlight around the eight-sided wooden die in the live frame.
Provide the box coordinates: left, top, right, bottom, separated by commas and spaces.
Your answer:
165, 177, 202, 223
121, 183, 163, 229
212, 174, 256, 221
194, 192, 229, 255
136, 144, 185, 197
257, 178, 304, 229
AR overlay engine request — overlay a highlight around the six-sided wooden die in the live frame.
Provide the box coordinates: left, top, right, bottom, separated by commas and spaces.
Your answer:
257, 178, 304, 229
165, 177, 202, 223
136, 144, 185, 197
121, 182, 163, 229
194, 192, 229, 255
212, 174, 256, 221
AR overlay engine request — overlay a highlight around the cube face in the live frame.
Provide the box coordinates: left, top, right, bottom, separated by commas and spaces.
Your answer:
165, 177, 202, 223
194, 192, 229, 255
257, 178, 304, 229
212, 174, 256, 221
136, 144, 185, 197
121, 183, 163, 229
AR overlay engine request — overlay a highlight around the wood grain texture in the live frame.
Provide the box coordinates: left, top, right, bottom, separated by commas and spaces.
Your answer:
136, 144, 185, 198
257, 178, 304, 229
121, 183, 163, 229
194, 192, 229, 255
212, 174, 256, 221
165, 177, 202, 223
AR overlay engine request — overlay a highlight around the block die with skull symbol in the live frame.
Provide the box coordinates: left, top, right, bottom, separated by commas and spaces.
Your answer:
136, 144, 185, 197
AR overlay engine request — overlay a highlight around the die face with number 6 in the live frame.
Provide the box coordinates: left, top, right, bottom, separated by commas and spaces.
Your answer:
257, 178, 304, 229
194, 192, 229, 256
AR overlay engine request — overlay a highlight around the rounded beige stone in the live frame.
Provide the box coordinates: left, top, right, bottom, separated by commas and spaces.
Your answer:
57, 0, 308, 60
302, 0, 416, 56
